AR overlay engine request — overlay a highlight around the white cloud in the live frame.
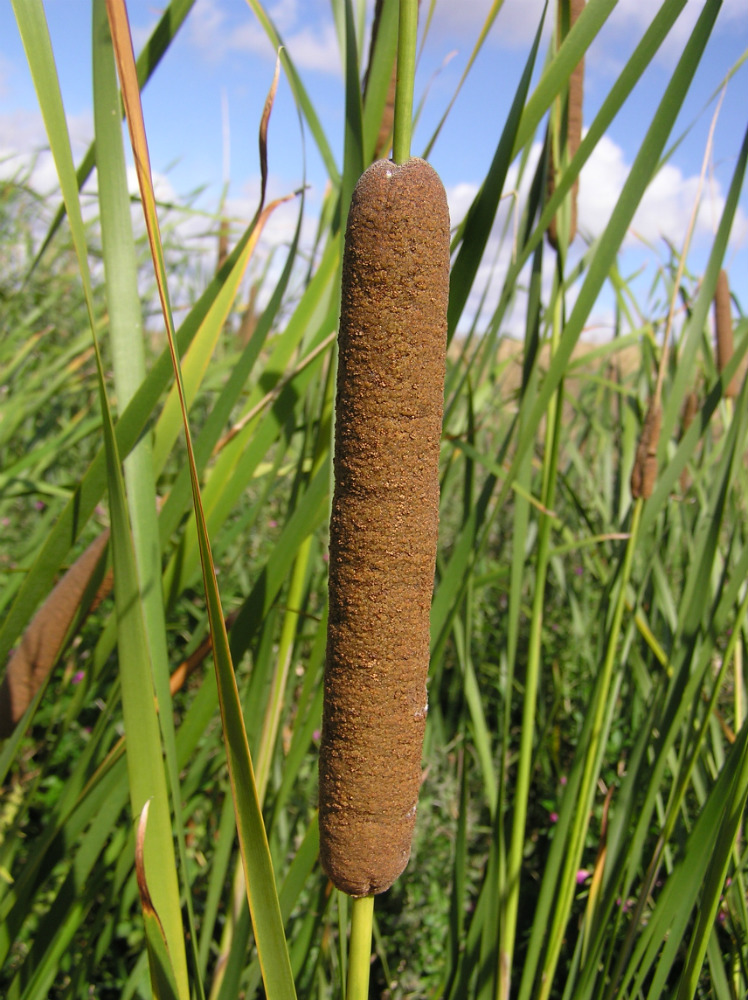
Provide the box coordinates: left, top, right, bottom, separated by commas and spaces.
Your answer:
443, 130, 748, 336
579, 133, 748, 250
0, 109, 93, 194
429, 0, 547, 47
0, 54, 11, 101
186, 0, 341, 75
428, 0, 747, 78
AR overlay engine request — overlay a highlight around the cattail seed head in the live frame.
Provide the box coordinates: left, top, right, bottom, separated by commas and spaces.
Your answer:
714, 269, 737, 398
679, 390, 699, 493
319, 158, 450, 897
548, 0, 585, 249
630, 402, 662, 501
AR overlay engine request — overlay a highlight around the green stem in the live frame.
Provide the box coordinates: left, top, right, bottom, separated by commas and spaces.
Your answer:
539, 499, 643, 1000
392, 0, 418, 164
346, 894, 375, 1000
498, 289, 565, 1000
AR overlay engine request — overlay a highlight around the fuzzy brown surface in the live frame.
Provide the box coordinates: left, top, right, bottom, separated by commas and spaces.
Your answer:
319, 157, 450, 897
548, 0, 585, 249
631, 403, 662, 500
714, 269, 737, 398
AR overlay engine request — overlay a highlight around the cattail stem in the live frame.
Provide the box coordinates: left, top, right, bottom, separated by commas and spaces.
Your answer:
393, 0, 418, 164
346, 894, 375, 1000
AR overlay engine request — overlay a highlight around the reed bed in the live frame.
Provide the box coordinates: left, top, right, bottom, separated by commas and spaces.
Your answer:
1, 1, 747, 998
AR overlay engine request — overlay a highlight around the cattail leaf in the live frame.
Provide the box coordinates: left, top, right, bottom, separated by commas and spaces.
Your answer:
340, 0, 365, 218
160, 249, 338, 606
448, 11, 545, 335
361, 0, 399, 163
152, 190, 297, 478
421, 0, 504, 162
12, 2, 191, 996
0, 204, 269, 673
31, 0, 197, 272
643, 120, 748, 528
106, 2, 297, 995
623, 719, 748, 998
92, 2, 206, 987
258, 51, 281, 213
136, 802, 181, 1000
245, 0, 340, 186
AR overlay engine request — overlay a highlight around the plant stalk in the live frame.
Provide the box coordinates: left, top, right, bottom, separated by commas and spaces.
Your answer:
392, 0, 418, 163
346, 894, 375, 1000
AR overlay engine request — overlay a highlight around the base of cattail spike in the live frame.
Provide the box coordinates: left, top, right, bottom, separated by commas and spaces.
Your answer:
319, 157, 450, 897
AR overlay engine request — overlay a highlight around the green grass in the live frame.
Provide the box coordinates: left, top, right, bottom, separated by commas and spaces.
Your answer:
2, 0, 748, 998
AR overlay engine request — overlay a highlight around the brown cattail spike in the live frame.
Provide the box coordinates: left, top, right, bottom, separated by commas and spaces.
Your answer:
679, 390, 699, 492
319, 158, 450, 897
548, 0, 585, 249
216, 217, 230, 275
714, 269, 737, 398
631, 402, 662, 500
0, 531, 112, 738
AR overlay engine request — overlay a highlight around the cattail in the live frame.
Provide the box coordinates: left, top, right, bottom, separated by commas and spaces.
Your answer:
630, 402, 662, 500
548, 0, 585, 249
318, 157, 450, 897
0, 531, 112, 738
681, 390, 699, 436
679, 390, 699, 492
216, 217, 230, 275
714, 269, 737, 398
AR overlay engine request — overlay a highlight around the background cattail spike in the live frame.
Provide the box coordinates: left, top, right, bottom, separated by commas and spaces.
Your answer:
631, 402, 662, 501
547, 0, 585, 249
714, 269, 737, 398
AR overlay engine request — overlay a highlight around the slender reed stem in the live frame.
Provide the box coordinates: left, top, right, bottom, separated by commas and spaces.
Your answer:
540, 499, 643, 1000
498, 288, 565, 1000
346, 894, 375, 1000
392, 0, 418, 163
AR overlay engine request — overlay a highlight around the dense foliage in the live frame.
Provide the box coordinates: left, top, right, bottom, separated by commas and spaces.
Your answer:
1, 1, 747, 998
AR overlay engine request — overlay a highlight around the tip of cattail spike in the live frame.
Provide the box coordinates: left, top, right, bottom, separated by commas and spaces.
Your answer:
714, 269, 737, 398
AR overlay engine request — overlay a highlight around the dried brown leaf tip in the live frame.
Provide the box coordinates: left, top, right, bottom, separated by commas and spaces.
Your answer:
318, 158, 450, 897
714, 269, 737, 398
631, 402, 662, 500
548, 0, 585, 250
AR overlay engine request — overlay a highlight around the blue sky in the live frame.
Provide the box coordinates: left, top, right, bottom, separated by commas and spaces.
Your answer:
1, 0, 747, 336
